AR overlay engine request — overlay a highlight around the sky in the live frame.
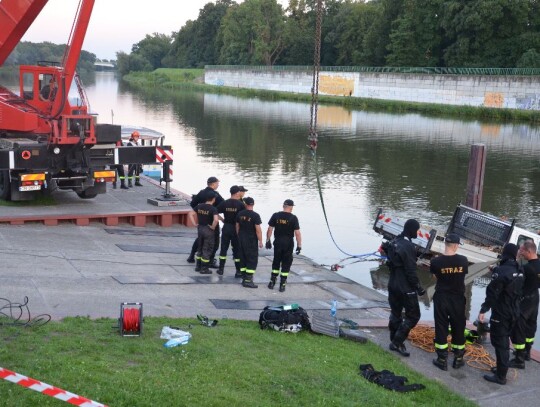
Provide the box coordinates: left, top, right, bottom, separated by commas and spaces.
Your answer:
21, 0, 288, 61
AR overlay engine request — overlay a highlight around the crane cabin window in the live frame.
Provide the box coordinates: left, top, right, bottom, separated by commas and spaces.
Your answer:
23, 73, 34, 99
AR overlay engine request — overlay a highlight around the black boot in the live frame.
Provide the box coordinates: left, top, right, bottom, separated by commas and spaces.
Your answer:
242, 273, 258, 288
452, 349, 465, 369
135, 181, 143, 186
509, 350, 526, 369
120, 181, 128, 190
217, 259, 226, 275
279, 277, 287, 292
268, 274, 277, 290
194, 259, 202, 272
234, 262, 243, 278
128, 180, 133, 188
389, 341, 410, 357
524, 343, 532, 361
433, 351, 448, 371
483, 374, 506, 385
200, 265, 212, 275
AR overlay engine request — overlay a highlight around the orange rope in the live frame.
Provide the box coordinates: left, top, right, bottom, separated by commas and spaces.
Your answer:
409, 324, 496, 371
122, 308, 140, 333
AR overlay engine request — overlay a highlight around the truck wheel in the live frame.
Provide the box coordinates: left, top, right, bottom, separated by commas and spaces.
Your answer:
0, 170, 11, 200
76, 189, 98, 199
75, 188, 97, 199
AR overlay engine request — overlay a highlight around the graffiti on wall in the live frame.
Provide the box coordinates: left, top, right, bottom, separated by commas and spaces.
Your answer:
484, 92, 504, 108
319, 75, 355, 97
516, 94, 540, 110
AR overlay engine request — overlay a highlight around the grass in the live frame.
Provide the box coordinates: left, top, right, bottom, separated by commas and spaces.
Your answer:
123, 68, 540, 124
0, 317, 475, 406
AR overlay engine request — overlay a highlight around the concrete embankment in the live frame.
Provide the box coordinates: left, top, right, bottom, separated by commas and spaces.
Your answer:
205, 66, 540, 111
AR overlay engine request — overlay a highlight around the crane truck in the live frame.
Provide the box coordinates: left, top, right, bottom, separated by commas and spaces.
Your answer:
0, 0, 169, 201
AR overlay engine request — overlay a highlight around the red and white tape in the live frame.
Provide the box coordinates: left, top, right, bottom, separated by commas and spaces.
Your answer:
0, 367, 107, 406
156, 147, 173, 176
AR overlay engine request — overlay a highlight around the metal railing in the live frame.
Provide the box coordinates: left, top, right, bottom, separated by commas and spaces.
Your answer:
205, 65, 540, 76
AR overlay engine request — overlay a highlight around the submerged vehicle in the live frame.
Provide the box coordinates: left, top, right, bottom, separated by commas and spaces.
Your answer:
373, 203, 540, 265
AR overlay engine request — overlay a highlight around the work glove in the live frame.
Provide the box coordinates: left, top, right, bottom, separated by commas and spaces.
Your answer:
265, 240, 272, 250
295, 246, 302, 255
416, 286, 426, 296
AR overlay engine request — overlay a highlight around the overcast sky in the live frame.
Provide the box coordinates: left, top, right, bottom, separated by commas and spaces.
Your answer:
21, 0, 288, 61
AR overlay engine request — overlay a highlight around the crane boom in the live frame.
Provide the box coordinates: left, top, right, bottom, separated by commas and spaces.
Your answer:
0, 0, 49, 66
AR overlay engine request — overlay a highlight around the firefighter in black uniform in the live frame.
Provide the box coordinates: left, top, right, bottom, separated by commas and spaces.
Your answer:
510, 240, 540, 368
386, 219, 425, 357
187, 177, 224, 266
479, 243, 524, 385
127, 131, 143, 187
188, 191, 219, 274
265, 199, 302, 293
235, 197, 263, 288
430, 233, 469, 371
216, 185, 245, 277
112, 140, 128, 189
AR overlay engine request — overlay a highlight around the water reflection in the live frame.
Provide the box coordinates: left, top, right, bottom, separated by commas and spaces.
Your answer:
83, 73, 540, 347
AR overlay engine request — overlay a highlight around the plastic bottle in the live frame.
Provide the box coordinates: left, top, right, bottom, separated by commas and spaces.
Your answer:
330, 299, 337, 318
164, 335, 190, 348
282, 303, 299, 311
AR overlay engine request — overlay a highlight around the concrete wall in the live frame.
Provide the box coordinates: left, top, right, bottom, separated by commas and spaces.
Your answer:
205, 68, 540, 111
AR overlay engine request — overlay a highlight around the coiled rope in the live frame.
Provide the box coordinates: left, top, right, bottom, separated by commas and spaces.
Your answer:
122, 308, 141, 333
408, 324, 515, 374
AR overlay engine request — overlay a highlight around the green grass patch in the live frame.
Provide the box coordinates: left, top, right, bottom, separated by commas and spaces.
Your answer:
123, 68, 540, 124
0, 317, 474, 406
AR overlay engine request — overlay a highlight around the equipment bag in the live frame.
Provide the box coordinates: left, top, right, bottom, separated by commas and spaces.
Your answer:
259, 306, 310, 333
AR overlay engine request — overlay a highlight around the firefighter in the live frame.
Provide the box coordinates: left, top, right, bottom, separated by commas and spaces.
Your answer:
127, 131, 143, 187
216, 185, 245, 277
186, 177, 224, 266
265, 199, 302, 293
386, 219, 425, 357
430, 233, 469, 371
188, 191, 219, 275
510, 240, 539, 368
478, 243, 524, 385
238, 186, 248, 202
112, 140, 128, 190
235, 197, 263, 288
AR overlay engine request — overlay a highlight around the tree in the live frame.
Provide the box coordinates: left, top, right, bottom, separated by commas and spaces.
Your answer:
219, 0, 286, 66
517, 48, 540, 68
131, 33, 172, 70
167, 0, 233, 68
441, 0, 530, 67
385, 0, 444, 67
333, 1, 381, 66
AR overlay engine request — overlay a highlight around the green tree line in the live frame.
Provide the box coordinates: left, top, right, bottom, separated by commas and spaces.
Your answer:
4, 41, 97, 73
117, 0, 540, 75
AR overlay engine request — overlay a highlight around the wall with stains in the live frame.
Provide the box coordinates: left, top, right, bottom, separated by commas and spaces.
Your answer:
204, 68, 540, 110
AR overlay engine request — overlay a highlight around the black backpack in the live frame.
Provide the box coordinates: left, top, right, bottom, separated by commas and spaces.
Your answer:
259, 306, 311, 333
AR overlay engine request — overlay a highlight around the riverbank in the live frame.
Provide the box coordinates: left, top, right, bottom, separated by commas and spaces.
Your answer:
123, 68, 540, 124
1, 177, 539, 405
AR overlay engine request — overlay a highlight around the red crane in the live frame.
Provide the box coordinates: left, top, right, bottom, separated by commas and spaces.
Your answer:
0, 0, 164, 200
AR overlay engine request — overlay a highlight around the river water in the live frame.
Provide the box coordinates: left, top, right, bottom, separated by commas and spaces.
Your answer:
83, 72, 540, 345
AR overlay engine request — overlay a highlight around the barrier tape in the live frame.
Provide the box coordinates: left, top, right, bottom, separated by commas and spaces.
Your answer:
0, 367, 107, 406
156, 147, 173, 176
